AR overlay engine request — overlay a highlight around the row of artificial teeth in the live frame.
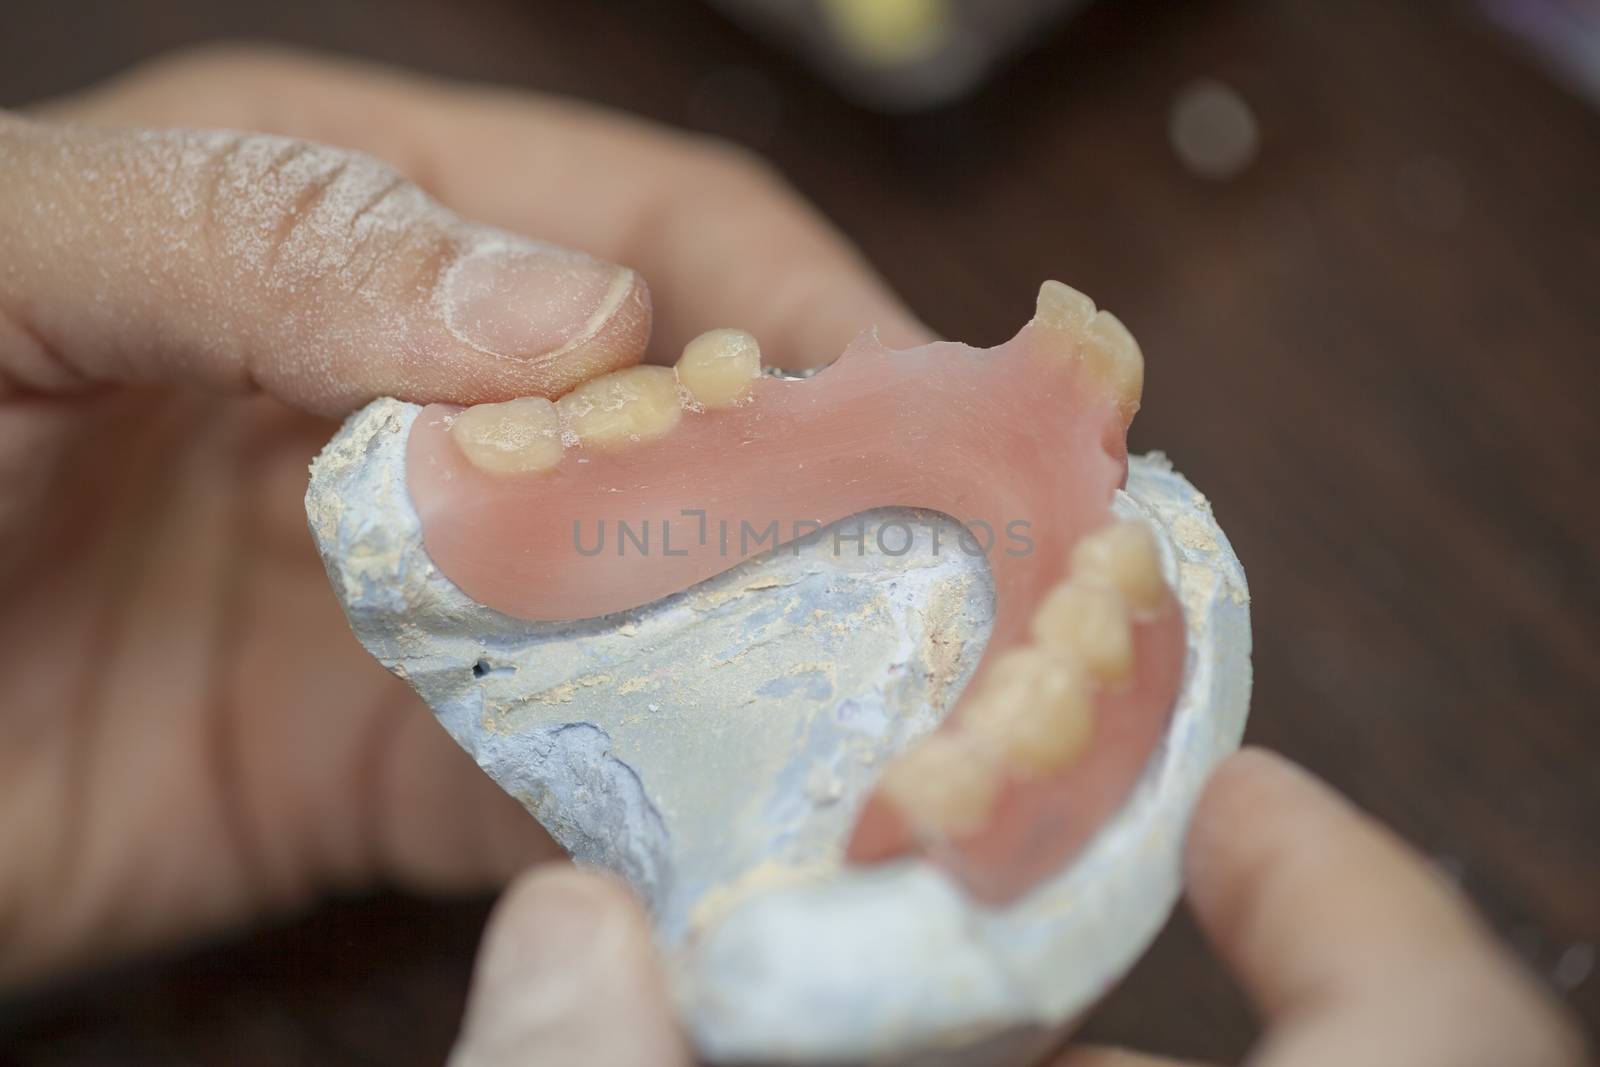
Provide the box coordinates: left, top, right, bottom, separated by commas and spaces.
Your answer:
449, 278, 1144, 476
448, 327, 764, 474
878, 520, 1168, 840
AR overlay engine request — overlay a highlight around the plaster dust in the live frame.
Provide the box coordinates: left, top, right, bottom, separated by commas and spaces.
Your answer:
6, 117, 623, 408
14, 122, 428, 396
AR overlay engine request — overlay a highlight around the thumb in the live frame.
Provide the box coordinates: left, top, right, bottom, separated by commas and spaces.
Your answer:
451, 865, 691, 1067
0, 112, 650, 414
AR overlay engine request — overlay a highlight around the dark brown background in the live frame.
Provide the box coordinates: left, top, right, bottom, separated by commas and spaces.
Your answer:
2, 0, 1597, 1062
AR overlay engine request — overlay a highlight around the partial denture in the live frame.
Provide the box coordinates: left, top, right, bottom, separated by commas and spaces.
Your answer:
405, 281, 1184, 904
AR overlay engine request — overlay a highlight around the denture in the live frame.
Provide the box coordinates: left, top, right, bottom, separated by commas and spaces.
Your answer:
406, 282, 1182, 905
307, 282, 1252, 1066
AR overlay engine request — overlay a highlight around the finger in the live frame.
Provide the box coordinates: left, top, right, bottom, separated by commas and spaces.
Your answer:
451, 864, 691, 1067
40, 45, 933, 368
1185, 749, 1587, 1067
0, 111, 649, 414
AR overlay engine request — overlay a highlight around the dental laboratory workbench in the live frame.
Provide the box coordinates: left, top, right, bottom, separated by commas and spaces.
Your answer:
2, 0, 1596, 1062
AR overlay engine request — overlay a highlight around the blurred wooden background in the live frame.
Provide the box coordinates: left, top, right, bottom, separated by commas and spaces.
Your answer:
1, 0, 1596, 1061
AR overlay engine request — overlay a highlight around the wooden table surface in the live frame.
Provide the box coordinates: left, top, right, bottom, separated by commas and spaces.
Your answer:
2, 0, 1596, 1062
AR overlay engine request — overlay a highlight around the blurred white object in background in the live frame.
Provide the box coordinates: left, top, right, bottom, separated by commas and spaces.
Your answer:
1168, 79, 1260, 181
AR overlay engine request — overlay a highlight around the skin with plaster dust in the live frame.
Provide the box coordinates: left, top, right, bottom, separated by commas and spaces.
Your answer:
405, 282, 1186, 903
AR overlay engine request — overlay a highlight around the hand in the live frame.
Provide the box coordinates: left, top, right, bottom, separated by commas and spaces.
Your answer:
445, 750, 1589, 1066
0, 44, 929, 987
4, 49, 1582, 1067
1061, 749, 1587, 1067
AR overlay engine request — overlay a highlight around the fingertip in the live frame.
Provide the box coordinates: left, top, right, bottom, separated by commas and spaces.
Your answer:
1180, 747, 1541, 1029
1183, 747, 1345, 879
470, 864, 646, 1007
1181, 748, 1393, 974
1184, 748, 1289, 889
1201, 745, 1318, 808
454, 864, 689, 1067
406, 241, 653, 409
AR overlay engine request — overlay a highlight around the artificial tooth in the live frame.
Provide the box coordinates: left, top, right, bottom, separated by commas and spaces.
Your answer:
878, 732, 999, 839
676, 328, 762, 409
1082, 310, 1145, 419
450, 396, 565, 475
555, 365, 682, 449
1070, 521, 1168, 614
1034, 280, 1097, 335
1032, 582, 1134, 683
963, 647, 1093, 778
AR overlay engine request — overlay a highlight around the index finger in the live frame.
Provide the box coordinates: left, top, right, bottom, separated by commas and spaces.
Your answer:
45, 46, 933, 369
